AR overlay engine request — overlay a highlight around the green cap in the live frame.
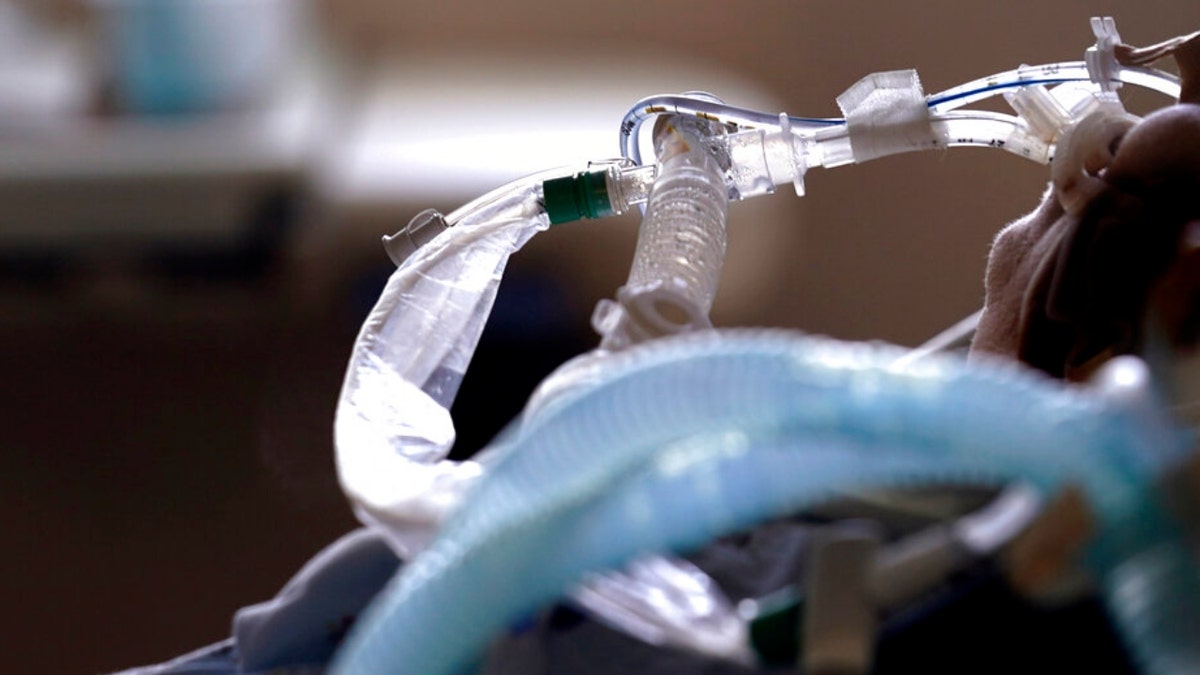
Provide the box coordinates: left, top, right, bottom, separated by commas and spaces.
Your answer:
542, 169, 613, 225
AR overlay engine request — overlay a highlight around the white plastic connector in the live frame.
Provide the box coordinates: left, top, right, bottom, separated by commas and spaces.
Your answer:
1086, 16, 1123, 93
382, 208, 449, 266
778, 112, 807, 197
1050, 109, 1139, 215
722, 116, 809, 200
591, 281, 714, 352
1051, 81, 1114, 124
1004, 79, 1072, 143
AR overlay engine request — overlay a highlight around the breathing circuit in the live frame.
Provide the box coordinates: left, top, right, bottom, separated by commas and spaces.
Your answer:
333, 17, 1200, 675
381, 38, 1182, 269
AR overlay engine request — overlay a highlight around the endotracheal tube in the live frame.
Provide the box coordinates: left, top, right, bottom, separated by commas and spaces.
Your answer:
535, 58, 1181, 230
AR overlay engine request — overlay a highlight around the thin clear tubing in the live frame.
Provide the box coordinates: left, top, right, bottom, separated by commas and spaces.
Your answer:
618, 63, 1181, 168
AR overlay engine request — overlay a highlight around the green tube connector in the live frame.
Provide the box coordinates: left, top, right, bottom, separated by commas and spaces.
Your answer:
542, 169, 615, 225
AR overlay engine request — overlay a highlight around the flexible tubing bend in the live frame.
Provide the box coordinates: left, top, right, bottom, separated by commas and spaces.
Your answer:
334, 168, 558, 557
620, 63, 1181, 166
331, 331, 1199, 674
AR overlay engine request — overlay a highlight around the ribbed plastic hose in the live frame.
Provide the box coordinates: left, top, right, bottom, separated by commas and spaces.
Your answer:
597, 110, 730, 350
330, 331, 1199, 674
625, 126, 729, 315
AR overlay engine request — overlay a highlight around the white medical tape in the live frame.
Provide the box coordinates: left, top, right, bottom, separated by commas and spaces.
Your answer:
836, 69, 938, 163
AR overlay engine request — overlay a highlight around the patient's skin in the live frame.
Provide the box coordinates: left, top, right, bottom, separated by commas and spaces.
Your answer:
972, 103, 1200, 379
1106, 104, 1200, 186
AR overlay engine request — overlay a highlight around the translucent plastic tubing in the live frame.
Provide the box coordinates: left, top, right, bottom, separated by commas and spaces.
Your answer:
330, 332, 1200, 675
618, 62, 1182, 168
334, 165, 568, 557
625, 117, 728, 315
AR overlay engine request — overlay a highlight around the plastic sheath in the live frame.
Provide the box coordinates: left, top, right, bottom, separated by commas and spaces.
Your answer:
333, 172, 552, 558
330, 331, 1199, 674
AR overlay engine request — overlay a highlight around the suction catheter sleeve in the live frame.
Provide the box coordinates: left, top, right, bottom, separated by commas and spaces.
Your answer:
335, 157, 661, 558
334, 175, 551, 558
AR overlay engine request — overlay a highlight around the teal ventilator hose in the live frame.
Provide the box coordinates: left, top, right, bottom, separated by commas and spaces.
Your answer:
330, 331, 1200, 674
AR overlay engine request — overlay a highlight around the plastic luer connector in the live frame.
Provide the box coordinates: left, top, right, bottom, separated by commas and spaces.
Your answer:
542, 164, 658, 225
724, 113, 809, 198
542, 169, 615, 224
382, 209, 450, 265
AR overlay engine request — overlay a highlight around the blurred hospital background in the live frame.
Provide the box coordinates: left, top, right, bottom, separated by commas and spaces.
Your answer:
0, 1, 1194, 672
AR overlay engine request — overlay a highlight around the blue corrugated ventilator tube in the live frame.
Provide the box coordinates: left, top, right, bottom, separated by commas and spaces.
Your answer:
331, 321, 1200, 674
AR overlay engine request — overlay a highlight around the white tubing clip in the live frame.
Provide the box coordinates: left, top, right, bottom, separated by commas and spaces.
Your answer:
1086, 16, 1124, 93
